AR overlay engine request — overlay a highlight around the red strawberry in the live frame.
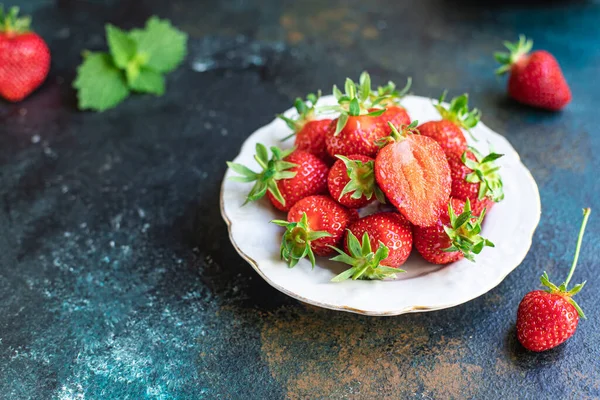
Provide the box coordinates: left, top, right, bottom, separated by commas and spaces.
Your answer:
0, 6, 51, 102
330, 212, 412, 281
375, 122, 451, 227
418, 91, 481, 157
272, 195, 358, 267
327, 154, 385, 209
372, 77, 412, 129
495, 35, 571, 111
414, 198, 494, 264
324, 72, 389, 158
448, 149, 504, 216
517, 208, 591, 352
279, 92, 332, 162
227, 144, 328, 211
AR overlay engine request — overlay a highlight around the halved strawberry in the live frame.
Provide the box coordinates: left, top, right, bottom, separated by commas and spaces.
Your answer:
227, 144, 328, 211
330, 212, 412, 281
417, 91, 481, 158
447, 148, 504, 216
279, 92, 332, 162
327, 154, 385, 209
272, 195, 358, 267
323, 71, 389, 158
375, 122, 451, 227
414, 198, 494, 264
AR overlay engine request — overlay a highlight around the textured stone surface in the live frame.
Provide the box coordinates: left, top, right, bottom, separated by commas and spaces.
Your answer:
1, 1, 599, 399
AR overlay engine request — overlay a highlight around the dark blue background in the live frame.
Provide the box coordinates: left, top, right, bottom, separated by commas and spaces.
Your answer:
1, 1, 599, 398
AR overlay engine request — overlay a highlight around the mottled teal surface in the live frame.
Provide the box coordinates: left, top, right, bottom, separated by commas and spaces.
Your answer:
1, 1, 600, 399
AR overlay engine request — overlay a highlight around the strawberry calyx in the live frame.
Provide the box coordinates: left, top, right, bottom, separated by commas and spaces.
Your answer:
494, 35, 533, 75
462, 148, 504, 202
271, 213, 332, 268
320, 71, 388, 135
335, 155, 386, 204
538, 207, 591, 319
0, 6, 31, 34
329, 231, 404, 282
434, 91, 481, 130
227, 143, 297, 206
443, 199, 494, 261
376, 120, 419, 147
279, 91, 321, 139
371, 77, 412, 107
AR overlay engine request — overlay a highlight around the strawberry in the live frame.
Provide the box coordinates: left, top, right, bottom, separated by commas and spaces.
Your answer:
495, 35, 571, 111
330, 212, 412, 281
517, 208, 591, 352
447, 149, 504, 216
417, 91, 481, 157
375, 121, 451, 227
327, 154, 385, 209
0, 6, 51, 102
372, 77, 412, 129
227, 144, 328, 211
414, 198, 494, 264
279, 92, 333, 162
324, 72, 389, 158
272, 195, 358, 267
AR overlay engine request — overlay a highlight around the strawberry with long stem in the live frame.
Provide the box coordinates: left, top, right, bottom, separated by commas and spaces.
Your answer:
516, 208, 591, 352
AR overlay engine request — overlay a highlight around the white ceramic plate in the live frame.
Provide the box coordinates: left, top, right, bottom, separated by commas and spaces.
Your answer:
221, 95, 541, 316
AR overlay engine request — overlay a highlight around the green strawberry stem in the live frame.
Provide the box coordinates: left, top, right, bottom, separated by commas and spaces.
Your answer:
226, 143, 297, 206
376, 120, 419, 148
463, 147, 505, 202
279, 92, 321, 139
443, 199, 494, 261
271, 213, 331, 268
0, 5, 31, 34
494, 35, 533, 75
336, 155, 386, 204
329, 231, 404, 282
564, 208, 591, 287
540, 207, 591, 319
434, 91, 481, 131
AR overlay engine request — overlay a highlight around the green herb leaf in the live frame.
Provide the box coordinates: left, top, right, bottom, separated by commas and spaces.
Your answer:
129, 67, 165, 95
130, 16, 188, 73
74, 52, 130, 112
106, 24, 137, 69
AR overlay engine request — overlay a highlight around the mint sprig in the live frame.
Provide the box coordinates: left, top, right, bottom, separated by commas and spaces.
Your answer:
74, 16, 188, 112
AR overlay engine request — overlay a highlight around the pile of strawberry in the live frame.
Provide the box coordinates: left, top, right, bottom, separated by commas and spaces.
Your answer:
228, 72, 505, 281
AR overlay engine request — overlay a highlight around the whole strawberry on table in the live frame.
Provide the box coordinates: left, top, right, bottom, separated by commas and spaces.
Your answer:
227, 71, 502, 282
0, 5, 51, 102
516, 208, 590, 352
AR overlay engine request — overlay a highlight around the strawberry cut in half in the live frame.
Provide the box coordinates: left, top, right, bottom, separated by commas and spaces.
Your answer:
278, 92, 333, 162
227, 143, 328, 211
495, 35, 571, 111
517, 208, 591, 352
448, 148, 504, 216
418, 91, 481, 158
327, 154, 385, 209
414, 198, 494, 265
322, 71, 390, 158
272, 195, 358, 267
0, 6, 51, 102
375, 121, 451, 227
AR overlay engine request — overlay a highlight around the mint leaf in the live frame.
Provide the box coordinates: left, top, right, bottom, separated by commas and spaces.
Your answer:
106, 24, 137, 69
129, 67, 165, 95
130, 16, 188, 73
74, 52, 130, 111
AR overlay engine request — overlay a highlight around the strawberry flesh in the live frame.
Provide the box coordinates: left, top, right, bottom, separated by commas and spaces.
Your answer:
375, 135, 451, 227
